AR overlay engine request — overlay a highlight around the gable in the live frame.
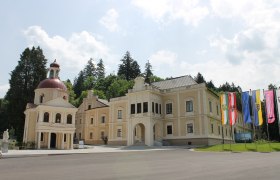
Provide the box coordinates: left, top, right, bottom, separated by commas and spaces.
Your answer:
44, 97, 76, 108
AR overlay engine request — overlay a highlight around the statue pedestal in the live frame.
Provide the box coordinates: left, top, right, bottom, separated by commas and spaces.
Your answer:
1, 142, 8, 153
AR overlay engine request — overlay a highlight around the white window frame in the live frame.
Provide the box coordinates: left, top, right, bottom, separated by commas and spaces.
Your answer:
166, 122, 173, 136
186, 100, 193, 112
117, 127, 122, 139
101, 115, 106, 124
186, 123, 194, 134
117, 109, 122, 119
165, 100, 173, 117
209, 100, 213, 114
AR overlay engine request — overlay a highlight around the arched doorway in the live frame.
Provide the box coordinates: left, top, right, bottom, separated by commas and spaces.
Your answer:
50, 133, 56, 148
133, 123, 145, 145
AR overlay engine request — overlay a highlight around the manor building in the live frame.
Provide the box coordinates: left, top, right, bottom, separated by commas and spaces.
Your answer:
76, 76, 251, 146
23, 61, 251, 149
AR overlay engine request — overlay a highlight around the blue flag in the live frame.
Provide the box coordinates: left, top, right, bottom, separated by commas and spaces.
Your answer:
242, 91, 251, 124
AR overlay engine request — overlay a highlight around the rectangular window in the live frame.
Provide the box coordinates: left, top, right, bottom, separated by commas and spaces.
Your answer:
167, 125, 173, 135
152, 102, 154, 113
153, 103, 158, 114
88, 105, 91, 110
155, 103, 159, 114
117, 129, 122, 137
226, 129, 228, 136
187, 123, 193, 133
159, 104, 162, 114
218, 126, 221, 135
211, 124, 214, 133
216, 104, 219, 115
79, 133, 81, 139
80, 119, 82, 124
131, 104, 135, 114
118, 110, 122, 119
91, 118, 93, 124
166, 103, 172, 114
186, 100, 193, 112
137, 103, 141, 113
40, 133, 44, 141
143, 102, 148, 113
90, 132, 93, 139
101, 116, 105, 123
209, 101, 212, 113
64, 134, 66, 142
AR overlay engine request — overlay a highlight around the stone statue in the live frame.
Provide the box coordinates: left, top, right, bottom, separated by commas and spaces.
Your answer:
3, 129, 9, 143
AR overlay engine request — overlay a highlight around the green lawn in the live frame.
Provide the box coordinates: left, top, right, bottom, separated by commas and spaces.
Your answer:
195, 142, 280, 152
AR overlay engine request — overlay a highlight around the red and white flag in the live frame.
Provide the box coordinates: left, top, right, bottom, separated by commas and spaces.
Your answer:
228, 92, 237, 126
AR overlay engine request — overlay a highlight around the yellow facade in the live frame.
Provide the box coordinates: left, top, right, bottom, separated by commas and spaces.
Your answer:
76, 76, 252, 146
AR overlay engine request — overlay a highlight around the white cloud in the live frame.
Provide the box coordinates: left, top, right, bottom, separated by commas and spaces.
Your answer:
0, 84, 9, 98
23, 26, 116, 78
206, 0, 280, 90
132, 0, 209, 26
149, 50, 178, 70
99, 8, 120, 32
149, 49, 280, 93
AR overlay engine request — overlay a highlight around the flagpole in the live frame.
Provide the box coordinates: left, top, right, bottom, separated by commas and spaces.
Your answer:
263, 89, 271, 152
230, 125, 232, 151
239, 89, 247, 149
220, 93, 224, 151
250, 89, 258, 151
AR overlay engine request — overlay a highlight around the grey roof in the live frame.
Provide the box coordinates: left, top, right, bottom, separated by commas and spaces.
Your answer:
97, 99, 109, 106
151, 75, 197, 90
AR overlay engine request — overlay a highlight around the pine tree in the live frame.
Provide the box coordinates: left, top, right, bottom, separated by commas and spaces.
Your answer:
144, 60, 153, 84
117, 51, 141, 81
5, 46, 47, 141
96, 59, 105, 80
83, 58, 96, 78
73, 71, 85, 97
194, 72, 206, 84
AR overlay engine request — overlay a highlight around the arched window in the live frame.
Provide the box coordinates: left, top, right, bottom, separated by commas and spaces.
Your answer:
67, 114, 72, 124
43, 112, 49, 122
40, 94, 44, 103
55, 113, 61, 123
49, 70, 54, 78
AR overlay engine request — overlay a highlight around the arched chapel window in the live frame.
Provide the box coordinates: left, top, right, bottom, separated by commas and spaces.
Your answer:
55, 113, 61, 123
67, 114, 72, 124
43, 112, 49, 122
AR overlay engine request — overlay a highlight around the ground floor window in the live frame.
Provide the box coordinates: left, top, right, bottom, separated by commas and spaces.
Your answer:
90, 132, 93, 139
211, 124, 214, 133
64, 134, 66, 142
187, 123, 193, 134
40, 133, 44, 141
117, 129, 122, 137
167, 125, 173, 135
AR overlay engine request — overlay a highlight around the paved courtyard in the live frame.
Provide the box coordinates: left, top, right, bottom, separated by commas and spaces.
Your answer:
1, 149, 280, 180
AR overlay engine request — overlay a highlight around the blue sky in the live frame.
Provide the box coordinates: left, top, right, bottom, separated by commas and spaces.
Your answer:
1, 0, 280, 98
